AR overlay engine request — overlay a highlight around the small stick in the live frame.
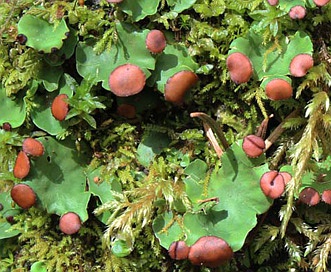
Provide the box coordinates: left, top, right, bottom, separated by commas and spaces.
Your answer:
197, 197, 219, 205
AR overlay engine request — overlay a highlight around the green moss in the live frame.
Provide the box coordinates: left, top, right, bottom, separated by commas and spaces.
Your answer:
1, 0, 331, 270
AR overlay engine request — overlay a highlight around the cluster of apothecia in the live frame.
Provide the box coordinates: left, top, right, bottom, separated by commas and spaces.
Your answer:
231, 0, 331, 201
226, 0, 320, 103
108, 29, 198, 107
299, 187, 331, 206
10, 138, 42, 213
10, 29, 200, 235
168, 236, 234, 268
242, 134, 291, 199
9, 134, 81, 235
13, 137, 44, 180
242, 135, 331, 204
267, 0, 330, 19
51, 29, 199, 121
226, 51, 314, 100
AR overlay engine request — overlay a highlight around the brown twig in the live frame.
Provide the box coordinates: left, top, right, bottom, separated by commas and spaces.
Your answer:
197, 197, 219, 205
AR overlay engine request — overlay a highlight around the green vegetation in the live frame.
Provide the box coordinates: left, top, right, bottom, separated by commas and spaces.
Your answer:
1, 0, 331, 271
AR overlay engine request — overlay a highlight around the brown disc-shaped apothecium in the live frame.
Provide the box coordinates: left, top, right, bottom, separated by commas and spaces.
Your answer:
260, 170, 285, 199
290, 54, 313, 77
188, 236, 233, 268
322, 190, 331, 204
226, 52, 253, 84
109, 64, 146, 97
267, 0, 279, 5
13, 151, 30, 179
313, 0, 330, 6
2, 122, 11, 131
299, 187, 320, 206
107, 0, 123, 3
11, 184, 36, 209
279, 172, 292, 185
289, 6, 306, 20
16, 34, 27, 45
59, 212, 81, 235
265, 78, 293, 100
51, 94, 69, 121
168, 240, 190, 260
242, 135, 265, 158
146, 30, 166, 54
117, 104, 136, 119
22, 138, 44, 157
164, 70, 198, 104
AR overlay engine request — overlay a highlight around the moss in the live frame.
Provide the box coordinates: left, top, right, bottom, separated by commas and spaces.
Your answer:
1, 0, 331, 270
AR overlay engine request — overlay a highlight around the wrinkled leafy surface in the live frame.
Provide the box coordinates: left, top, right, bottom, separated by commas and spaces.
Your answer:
137, 131, 171, 167
21, 136, 119, 223
1, 136, 120, 236
31, 75, 73, 135
117, 0, 197, 21
38, 63, 64, 92
24, 137, 90, 221
86, 167, 122, 224
76, 22, 154, 90
153, 140, 272, 252
278, 0, 307, 12
17, 14, 69, 53
60, 27, 78, 60
30, 261, 47, 272
0, 86, 26, 128
167, 0, 198, 13
38, 28, 78, 91
0, 192, 21, 239
118, 0, 161, 22
148, 44, 199, 92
